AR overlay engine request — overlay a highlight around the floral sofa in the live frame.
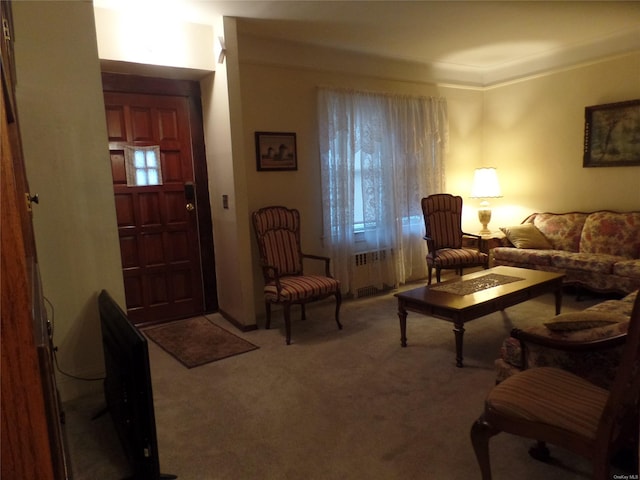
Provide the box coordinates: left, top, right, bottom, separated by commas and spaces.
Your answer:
495, 290, 638, 388
493, 210, 640, 295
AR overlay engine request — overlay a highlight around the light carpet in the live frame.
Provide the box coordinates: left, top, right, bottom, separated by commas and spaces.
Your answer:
64, 279, 632, 480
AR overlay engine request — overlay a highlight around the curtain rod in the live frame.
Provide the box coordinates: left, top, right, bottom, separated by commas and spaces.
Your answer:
316, 85, 446, 102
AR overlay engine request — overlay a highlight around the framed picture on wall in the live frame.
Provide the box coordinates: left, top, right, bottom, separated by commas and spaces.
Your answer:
255, 132, 297, 171
583, 99, 640, 167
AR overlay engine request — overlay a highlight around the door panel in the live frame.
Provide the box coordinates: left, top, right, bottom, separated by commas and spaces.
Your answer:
105, 91, 205, 324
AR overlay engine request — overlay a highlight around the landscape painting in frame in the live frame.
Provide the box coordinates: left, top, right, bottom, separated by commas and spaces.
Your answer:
255, 132, 297, 171
583, 99, 640, 167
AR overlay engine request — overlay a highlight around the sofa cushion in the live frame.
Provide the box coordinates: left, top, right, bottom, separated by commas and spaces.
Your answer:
551, 252, 623, 274
500, 224, 552, 249
543, 311, 627, 331
579, 211, 640, 258
613, 259, 640, 280
533, 212, 588, 252
492, 247, 556, 266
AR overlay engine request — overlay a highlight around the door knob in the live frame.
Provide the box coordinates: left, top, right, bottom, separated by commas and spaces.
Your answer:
186, 203, 195, 211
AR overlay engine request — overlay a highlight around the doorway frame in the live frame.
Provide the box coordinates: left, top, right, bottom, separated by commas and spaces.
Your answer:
101, 72, 218, 314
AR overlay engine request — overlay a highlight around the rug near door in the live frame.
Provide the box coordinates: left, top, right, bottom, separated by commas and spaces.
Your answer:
143, 316, 258, 368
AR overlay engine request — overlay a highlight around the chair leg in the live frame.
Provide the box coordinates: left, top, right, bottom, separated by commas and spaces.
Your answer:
265, 302, 271, 329
301, 304, 306, 320
436, 268, 442, 283
427, 266, 433, 285
470, 416, 500, 480
284, 304, 292, 345
335, 290, 343, 330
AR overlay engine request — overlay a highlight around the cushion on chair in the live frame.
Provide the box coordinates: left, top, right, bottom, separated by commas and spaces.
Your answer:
428, 248, 487, 267
264, 275, 339, 302
486, 367, 608, 440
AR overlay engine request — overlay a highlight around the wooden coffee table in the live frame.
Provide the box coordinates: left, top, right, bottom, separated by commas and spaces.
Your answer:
395, 266, 565, 367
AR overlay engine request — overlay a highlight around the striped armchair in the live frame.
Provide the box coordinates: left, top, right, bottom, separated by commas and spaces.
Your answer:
421, 194, 489, 284
252, 206, 342, 344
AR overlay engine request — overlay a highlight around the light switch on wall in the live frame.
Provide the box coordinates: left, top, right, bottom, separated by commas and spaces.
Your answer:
222, 194, 229, 209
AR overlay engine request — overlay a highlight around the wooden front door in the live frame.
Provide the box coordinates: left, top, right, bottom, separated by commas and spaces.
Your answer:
104, 89, 209, 325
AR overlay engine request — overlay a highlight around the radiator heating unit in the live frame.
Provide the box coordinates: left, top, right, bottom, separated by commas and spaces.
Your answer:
352, 249, 395, 298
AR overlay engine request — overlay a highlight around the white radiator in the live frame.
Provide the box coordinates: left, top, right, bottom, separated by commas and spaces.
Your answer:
352, 249, 395, 297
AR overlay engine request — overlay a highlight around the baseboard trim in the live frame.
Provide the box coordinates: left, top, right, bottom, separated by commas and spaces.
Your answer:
218, 308, 258, 332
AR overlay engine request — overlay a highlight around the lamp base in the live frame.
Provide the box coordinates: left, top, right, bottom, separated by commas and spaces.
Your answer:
478, 208, 492, 236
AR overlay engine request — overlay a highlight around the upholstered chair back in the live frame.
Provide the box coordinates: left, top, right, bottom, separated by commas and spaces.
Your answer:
253, 206, 304, 279
422, 194, 464, 249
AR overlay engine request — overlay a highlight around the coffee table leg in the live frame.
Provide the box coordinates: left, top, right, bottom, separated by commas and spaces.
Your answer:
554, 287, 563, 315
397, 302, 408, 347
454, 323, 465, 367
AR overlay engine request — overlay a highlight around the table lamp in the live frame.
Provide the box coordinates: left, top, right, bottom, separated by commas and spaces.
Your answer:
470, 167, 502, 235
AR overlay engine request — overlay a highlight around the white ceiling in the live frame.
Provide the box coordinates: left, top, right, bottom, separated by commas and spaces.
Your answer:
94, 0, 640, 86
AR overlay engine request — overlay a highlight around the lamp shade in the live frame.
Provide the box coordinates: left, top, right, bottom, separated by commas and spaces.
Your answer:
470, 167, 502, 198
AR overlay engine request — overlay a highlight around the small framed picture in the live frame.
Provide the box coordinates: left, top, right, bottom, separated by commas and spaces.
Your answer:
255, 131, 297, 171
583, 99, 640, 167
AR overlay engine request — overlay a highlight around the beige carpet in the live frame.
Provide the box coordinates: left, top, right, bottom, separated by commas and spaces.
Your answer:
64, 277, 633, 480
143, 317, 258, 368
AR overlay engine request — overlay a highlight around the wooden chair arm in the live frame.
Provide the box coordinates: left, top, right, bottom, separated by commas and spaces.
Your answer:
302, 253, 332, 277
261, 263, 283, 289
423, 235, 435, 253
462, 232, 482, 250
462, 232, 481, 239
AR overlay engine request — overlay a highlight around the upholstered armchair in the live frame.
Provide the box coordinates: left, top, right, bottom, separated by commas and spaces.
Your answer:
252, 206, 342, 345
421, 194, 489, 284
495, 290, 637, 389
471, 293, 640, 479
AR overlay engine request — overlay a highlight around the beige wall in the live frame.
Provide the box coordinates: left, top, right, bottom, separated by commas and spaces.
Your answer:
235, 37, 640, 240
480, 52, 640, 232
236, 37, 639, 315
202, 17, 257, 327
236, 36, 483, 314
12, 2, 124, 401
94, 6, 215, 73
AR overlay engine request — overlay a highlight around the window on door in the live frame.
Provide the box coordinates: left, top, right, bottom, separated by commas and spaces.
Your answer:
124, 145, 162, 186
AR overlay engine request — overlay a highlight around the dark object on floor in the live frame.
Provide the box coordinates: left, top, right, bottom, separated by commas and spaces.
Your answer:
98, 290, 177, 480
144, 316, 258, 368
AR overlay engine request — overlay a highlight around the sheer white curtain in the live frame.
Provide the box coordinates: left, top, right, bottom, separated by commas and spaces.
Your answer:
318, 88, 447, 294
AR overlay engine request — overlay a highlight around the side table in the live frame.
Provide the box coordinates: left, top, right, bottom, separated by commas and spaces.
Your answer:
463, 231, 505, 265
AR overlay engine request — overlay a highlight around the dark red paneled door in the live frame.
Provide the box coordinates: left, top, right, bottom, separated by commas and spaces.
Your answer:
104, 91, 204, 325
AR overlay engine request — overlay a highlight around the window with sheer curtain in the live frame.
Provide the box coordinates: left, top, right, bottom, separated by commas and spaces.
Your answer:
317, 88, 448, 295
